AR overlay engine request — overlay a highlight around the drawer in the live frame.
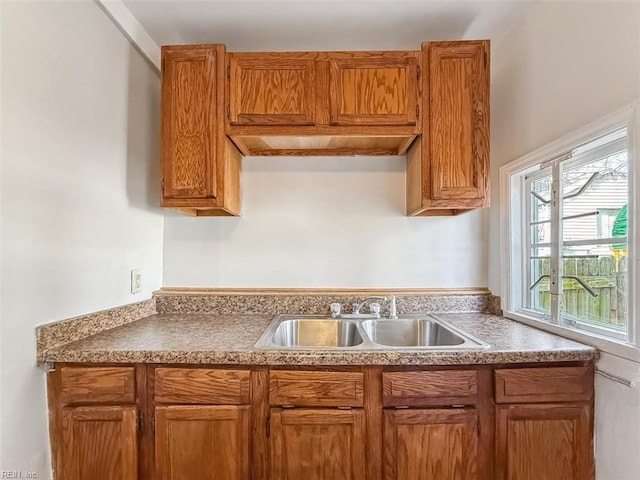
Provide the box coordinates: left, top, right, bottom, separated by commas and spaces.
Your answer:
60, 367, 136, 404
383, 370, 478, 406
270, 371, 364, 407
155, 368, 250, 404
494, 366, 593, 403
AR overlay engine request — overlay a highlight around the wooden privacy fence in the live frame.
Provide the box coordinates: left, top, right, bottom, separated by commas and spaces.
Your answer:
536, 256, 628, 327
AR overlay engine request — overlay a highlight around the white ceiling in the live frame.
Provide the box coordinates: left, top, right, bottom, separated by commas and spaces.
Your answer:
123, 0, 531, 51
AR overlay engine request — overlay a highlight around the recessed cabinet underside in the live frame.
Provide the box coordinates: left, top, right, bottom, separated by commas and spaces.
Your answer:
161, 41, 490, 216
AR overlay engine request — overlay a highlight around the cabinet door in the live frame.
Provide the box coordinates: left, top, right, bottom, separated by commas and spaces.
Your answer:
496, 404, 594, 480
427, 41, 489, 204
61, 406, 137, 480
329, 54, 418, 126
229, 54, 315, 126
383, 409, 478, 480
162, 45, 223, 200
271, 408, 366, 480
155, 405, 250, 480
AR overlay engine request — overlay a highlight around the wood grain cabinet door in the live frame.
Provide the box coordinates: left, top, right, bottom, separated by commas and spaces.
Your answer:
229, 54, 316, 126
161, 45, 223, 201
329, 54, 418, 126
270, 408, 366, 480
155, 405, 250, 480
427, 41, 489, 205
61, 406, 138, 480
495, 404, 594, 480
383, 409, 478, 480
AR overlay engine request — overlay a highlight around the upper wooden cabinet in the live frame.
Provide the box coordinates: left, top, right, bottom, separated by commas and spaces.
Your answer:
160, 41, 490, 216
161, 44, 241, 216
407, 40, 490, 216
328, 53, 419, 126
228, 54, 316, 126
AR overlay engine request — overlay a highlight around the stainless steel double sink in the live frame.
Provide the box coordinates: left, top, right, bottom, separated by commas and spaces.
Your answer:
255, 314, 488, 350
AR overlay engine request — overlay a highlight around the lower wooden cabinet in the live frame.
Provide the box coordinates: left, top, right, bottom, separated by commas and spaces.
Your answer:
383, 409, 478, 480
155, 405, 250, 480
270, 408, 366, 480
48, 364, 595, 480
61, 406, 138, 480
495, 404, 593, 480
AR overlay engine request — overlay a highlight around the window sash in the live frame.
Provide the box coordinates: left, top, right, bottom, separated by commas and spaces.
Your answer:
521, 131, 631, 338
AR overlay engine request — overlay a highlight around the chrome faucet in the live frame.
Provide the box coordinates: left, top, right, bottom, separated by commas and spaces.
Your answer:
352, 295, 398, 319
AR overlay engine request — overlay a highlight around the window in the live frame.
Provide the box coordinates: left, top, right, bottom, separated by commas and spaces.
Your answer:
501, 103, 639, 355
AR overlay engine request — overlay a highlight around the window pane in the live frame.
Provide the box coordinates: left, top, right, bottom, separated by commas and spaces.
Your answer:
562, 152, 628, 243
528, 248, 551, 315
559, 128, 629, 336
560, 247, 628, 330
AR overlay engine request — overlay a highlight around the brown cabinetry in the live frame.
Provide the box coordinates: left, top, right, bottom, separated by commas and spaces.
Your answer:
328, 53, 418, 126
155, 405, 250, 480
495, 404, 592, 480
161, 40, 491, 216
228, 54, 316, 126
153, 368, 252, 480
61, 406, 138, 480
48, 363, 594, 480
383, 409, 478, 480
406, 40, 490, 216
494, 366, 594, 480
270, 408, 366, 480
161, 44, 241, 216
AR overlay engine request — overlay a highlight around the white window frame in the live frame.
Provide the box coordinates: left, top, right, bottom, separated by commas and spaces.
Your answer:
500, 101, 640, 361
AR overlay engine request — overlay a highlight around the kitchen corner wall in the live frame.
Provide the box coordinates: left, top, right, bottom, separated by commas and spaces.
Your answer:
0, 2, 163, 477
162, 156, 488, 288
488, 2, 640, 480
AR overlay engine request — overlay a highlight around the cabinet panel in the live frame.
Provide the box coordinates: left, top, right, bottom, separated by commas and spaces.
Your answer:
428, 41, 489, 202
383, 370, 477, 406
155, 405, 250, 480
494, 366, 593, 403
271, 408, 366, 480
229, 55, 315, 126
383, 409, 478, 480
60, 366, 135, 404
495, 404, 594, 480
155, 368, 250, 404
162, 45, 221, 200
61, 406, 137, 480
329, 54, 418, 126
270, 370, 364, 407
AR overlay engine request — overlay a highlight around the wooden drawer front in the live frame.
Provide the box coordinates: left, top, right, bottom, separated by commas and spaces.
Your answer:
155, 368, 250, 404
270, 371, 364, 407
383, 370, 478, 406
494, 366, 593, 404
60, 367, 136, 404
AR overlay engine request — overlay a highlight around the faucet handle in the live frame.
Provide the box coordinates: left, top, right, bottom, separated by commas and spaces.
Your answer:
330, 303, 341, 318
388, 296, 398, 319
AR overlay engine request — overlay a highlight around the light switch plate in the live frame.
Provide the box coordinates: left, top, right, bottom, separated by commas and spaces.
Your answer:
131, 269, 142, 294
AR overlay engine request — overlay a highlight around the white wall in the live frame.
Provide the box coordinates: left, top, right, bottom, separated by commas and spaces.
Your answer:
0, 1, 163, 477
488, 2, 640, 479
163, 156, 488, 288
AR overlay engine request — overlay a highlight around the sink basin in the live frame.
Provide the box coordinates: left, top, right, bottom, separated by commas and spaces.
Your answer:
270, 319, 363, 347
361, 318, 477, 348
255, 315, 488, 350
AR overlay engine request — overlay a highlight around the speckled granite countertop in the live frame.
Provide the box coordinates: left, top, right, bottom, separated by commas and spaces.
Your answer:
41, 313, 596, 366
